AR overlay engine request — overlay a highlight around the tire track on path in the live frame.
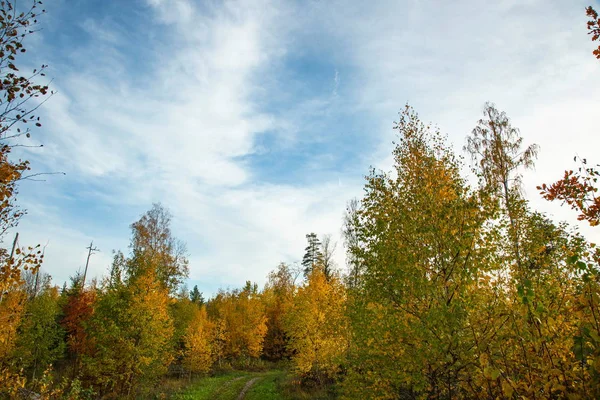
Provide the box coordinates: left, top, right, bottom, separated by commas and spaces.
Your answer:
210, 375, 245, 400
236, 377, 260, 400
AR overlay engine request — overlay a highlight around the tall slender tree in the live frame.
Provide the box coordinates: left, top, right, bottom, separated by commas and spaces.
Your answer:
465, 102, 538, 268
342, 198, 363, 287
127, 203, 189, 293
262, 263, 295, 361
301, 233, 323, 277
320, 234, 337, 281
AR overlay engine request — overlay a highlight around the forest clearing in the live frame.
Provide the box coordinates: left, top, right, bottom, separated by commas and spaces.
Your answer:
173, 369, 333, 400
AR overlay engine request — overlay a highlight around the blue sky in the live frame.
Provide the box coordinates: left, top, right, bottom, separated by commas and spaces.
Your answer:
9, 0, 600, 296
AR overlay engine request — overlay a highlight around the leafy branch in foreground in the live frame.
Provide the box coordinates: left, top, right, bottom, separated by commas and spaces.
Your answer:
587, 6, 600, 60
538, 157, 599, 226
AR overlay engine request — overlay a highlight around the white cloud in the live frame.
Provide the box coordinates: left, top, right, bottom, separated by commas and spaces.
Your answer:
13, 0, 600, 296
17, 0, 356, 294
297, 0, 600, 237
176, 180, 354, 288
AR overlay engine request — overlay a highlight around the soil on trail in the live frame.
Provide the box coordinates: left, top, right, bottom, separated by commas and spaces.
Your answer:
236, 377, 260, 400
175, 370, 284, 400
211, 375, 246, 399
176, 369, 334, 400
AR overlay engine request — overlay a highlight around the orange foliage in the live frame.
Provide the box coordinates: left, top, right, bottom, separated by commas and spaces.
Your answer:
539, 158, 600, 226
62, 288, 97, 362
587, 6, 600, 59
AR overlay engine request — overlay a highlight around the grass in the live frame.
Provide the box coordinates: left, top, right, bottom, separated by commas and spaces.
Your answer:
173, 371, 248, 400
173, 369, 337, 400
244, 370, 286, 400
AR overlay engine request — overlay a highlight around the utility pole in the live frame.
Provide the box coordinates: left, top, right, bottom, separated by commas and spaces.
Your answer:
82, 241, 99, 289
0, 233, 19, 302
9, 232, 18, 260
33, 265, 39, 299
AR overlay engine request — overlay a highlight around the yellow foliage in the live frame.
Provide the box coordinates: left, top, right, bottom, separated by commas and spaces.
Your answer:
0, 289, 24, 361
208, 282, 268, 361
341, 105, 600, 399
183, 306, 215, 374
284, 266, 348, 382
83, 270, 174, 395
262, 263, 295, 360
0, 366, 25, 397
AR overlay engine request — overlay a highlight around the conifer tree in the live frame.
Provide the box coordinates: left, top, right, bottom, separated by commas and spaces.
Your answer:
190, 285, 205, 305
301, 233, 323, 277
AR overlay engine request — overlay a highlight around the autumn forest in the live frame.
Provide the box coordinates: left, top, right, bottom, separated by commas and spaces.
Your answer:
1, 1, 600, 399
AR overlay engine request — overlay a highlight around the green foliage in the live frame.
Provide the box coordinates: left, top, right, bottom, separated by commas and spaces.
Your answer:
11, 285, 65, 379
190, 284, 205, 305
83, 270, 174, 396
174, 369, 335, 400
343, 105, 485, 398
263, 263, 294, 361
170, 296, 199, 351
341, 104, 600, 399
174, 370, 249, 400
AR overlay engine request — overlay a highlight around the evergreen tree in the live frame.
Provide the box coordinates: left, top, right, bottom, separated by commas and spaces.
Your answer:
190, 285, 205, 305
301, 233, 323, 277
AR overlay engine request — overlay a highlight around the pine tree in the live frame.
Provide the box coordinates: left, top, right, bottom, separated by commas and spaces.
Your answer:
190, 285, 205, 305
301, 233, 323, 277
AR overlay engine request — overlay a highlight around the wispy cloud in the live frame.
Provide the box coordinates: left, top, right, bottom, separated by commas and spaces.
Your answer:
10, 0, 600, 293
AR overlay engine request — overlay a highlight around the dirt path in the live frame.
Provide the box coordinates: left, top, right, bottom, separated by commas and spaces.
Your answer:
236, 377, 260, 400
210, 376, 245, 399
